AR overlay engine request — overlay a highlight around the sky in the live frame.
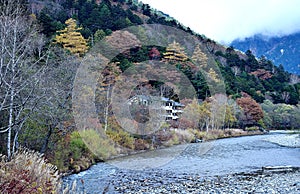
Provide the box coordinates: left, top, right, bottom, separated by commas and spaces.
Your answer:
140, 0, 300, 44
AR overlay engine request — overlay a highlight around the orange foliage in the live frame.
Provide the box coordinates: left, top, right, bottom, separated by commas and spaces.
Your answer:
250, 69, 273, 80
236, 96, 264, 125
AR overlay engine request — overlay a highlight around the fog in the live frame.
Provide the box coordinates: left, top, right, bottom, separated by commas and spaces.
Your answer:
141, 0, 300, 44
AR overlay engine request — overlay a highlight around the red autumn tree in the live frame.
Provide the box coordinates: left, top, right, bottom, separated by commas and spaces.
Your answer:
236, 93, 264, 127
148, 47, 161, 60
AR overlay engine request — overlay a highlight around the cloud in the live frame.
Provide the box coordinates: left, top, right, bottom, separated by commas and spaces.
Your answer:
141, 0, 300, 44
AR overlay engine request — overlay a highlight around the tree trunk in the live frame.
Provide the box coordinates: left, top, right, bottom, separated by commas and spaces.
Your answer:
205, 118, 209, 132
12, 130, 19, 155
7, 85, 15, 160
40, 125, 53, 154
104, 86, 111, 131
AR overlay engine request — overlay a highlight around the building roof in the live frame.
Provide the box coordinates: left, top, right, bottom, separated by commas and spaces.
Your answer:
127, 95, 184, 107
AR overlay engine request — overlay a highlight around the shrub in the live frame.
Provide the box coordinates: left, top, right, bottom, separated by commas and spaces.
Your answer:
178, 118, 195, 129
187, 128, 207, 141
164, 132, 180, 147
173, 129, 194, 143
245, 126, 259, 131
52, 130, 102, 173
134, 139, 150, 150
70, 131, 88, 160
155, 130, 173, 143
106, 129, 135, 150
0, 148, 60, 194
52, 134, 71, 172
80, 129, 117, 160
208, 130, 225, 139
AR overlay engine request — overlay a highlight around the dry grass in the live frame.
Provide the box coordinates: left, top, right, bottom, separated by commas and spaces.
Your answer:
0, 148, 60, 194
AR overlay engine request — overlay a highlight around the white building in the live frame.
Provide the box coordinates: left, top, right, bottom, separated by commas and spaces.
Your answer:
127, 95, 184, 121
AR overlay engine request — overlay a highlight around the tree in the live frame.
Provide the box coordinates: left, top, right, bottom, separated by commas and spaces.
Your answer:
281, 91, 290, 103
127, 0, 133, 6
0, 0, 46, 159
245, 50, 259, 71
54, 18, 88, 56
261, 100, 299, 129
191, 45, 208, 68
224, 98, 238, 129
207, 94, 227, 130
181, 99, 203, 129
38, 10, 63, 37
22, 47, 79, 154
142, 4, 151, 16
275, 64, 289, 83
231, 66, 241, 76
203, 39, 216, 53
181, 99, 213, 131
163, 41, 188, 62
148, 47, 161, 60
208, 68, 220, 83
236, 93, 264, 127
97, 63, 122, 131
290, 74, 300, 85
250, 69, 273, 80
94, 29, 106, 42
261, 100, 275, 128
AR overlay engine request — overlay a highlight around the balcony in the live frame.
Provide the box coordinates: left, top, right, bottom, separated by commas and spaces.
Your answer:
163, 106, 173, 110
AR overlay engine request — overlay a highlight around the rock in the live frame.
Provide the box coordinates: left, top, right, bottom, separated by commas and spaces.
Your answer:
105, 169, 300, 193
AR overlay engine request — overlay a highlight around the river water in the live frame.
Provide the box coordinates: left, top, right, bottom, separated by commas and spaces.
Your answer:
63, 131, 300, 193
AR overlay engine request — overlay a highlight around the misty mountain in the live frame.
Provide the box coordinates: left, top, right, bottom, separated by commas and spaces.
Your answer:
231, 33, 300, 75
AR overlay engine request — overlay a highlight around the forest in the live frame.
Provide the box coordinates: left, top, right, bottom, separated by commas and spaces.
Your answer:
0, 0, 299, 192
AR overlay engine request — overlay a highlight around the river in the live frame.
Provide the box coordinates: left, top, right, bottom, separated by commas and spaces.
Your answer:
63, 131, 300, 193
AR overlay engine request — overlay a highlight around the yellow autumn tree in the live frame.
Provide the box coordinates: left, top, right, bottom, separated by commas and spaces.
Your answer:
208, 68, 220, 83
163, 41, 188, 62
55, 18, 88, 56
192, 45, 208, 68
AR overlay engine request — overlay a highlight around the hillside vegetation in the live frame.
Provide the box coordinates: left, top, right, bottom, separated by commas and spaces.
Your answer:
0, 0, 299, 179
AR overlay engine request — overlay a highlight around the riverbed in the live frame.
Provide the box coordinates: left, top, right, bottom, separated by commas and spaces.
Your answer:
63, 131, 300, 193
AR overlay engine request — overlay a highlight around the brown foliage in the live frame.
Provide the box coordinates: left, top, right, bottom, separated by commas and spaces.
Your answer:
134, 139, 150, 150
155, 130, 173, 142
106, 30, 141, 52
250, 69, 273, 80
236, 96, 264, 126
178, 117, 196, 129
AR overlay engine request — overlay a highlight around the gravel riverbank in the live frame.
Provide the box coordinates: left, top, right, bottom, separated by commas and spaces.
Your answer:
103, 169, 300, 193
65, 132, 300, 193
265, 132, 300, 148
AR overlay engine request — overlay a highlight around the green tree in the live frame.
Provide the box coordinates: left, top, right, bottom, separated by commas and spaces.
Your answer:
142, 4, 151, 16
38, 10, 63, 37
94, 29, 106, 42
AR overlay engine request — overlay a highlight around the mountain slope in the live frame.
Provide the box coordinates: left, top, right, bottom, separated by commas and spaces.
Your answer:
33, 0, 299, 105
231, 33, 300, 75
